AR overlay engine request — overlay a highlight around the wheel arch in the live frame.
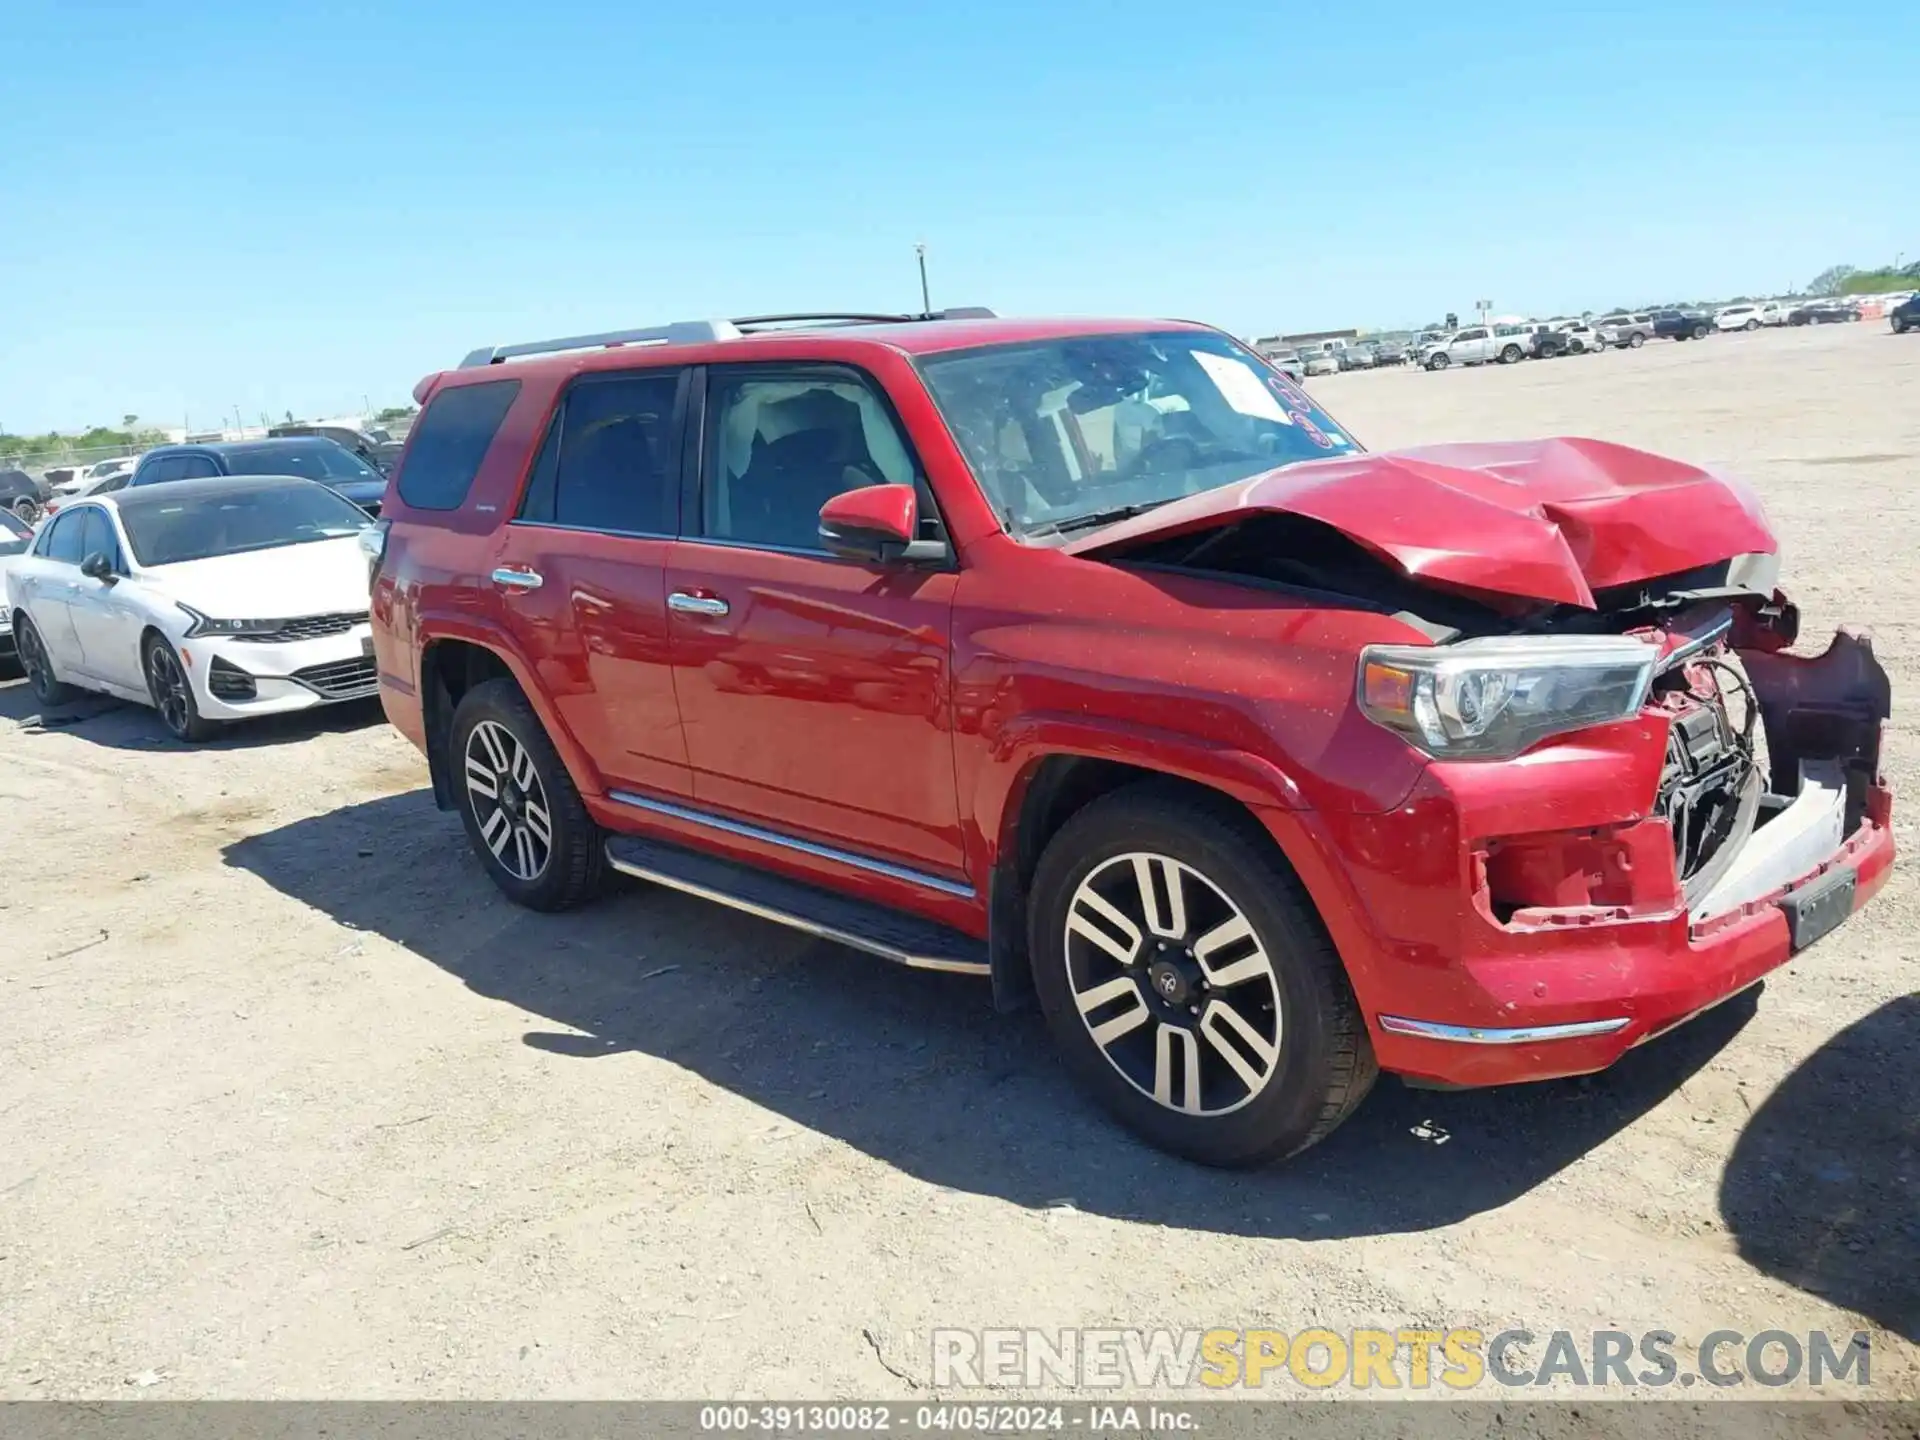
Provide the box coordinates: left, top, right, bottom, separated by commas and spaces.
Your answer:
417, 629, 600, 812
978, 726, 1334, 1013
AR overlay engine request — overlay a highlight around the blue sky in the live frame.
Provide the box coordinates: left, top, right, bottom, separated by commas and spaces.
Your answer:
2, 0, 1914, 432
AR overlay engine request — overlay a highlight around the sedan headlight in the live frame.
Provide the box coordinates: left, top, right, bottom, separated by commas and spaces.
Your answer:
178, 605, 288, 640
1358, 635, 1657, 759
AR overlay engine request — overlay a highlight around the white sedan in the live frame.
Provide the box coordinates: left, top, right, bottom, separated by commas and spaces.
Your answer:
3, 475, 378, 741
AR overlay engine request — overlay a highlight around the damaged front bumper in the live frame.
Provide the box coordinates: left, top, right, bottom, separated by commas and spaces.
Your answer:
1293, 629, 1895, 1089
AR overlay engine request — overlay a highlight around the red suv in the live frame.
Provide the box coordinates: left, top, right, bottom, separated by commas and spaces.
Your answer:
366, 310, 1894, 1166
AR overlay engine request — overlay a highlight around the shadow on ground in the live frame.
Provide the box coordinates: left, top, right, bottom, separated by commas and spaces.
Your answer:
0, 674, 382, 749
1721, 994, 1919, 1341
226, 789, 1758, 1241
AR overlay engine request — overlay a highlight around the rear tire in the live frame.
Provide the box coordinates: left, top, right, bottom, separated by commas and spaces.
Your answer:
1499, 344, 1523, 364
1628, 332, 1645, 348
449, 677, 606, 911
1028, 783, 1376, 1167
17, 614, 77, 707
1743, 319, 1760, 331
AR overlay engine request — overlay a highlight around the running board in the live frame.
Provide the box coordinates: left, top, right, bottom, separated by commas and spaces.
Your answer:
604, 834, 990, 976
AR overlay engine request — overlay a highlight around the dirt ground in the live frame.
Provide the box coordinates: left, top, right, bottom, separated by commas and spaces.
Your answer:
2, 322, 1915, 1403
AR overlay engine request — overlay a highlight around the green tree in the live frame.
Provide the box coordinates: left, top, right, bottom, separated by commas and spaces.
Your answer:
1807, 264, 1858, 296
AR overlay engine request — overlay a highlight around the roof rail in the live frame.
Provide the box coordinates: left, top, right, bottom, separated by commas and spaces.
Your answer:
458, 308, 996, 369
458, 320, 741, 369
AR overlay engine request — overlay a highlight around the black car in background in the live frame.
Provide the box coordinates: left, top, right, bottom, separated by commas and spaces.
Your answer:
1654, 309, 1713, 340
1370, 339, 1407, 366
126, 437, 390, 514
1527, 325, 1571, 358
267, 422, 403, 473
1887, 295, 1919, 334
1, 468, 47, 521
1788, 301, 1861, 325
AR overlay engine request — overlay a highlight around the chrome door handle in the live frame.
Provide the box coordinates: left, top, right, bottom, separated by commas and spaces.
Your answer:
491, 566, 543, 592
668, 592, 729, 617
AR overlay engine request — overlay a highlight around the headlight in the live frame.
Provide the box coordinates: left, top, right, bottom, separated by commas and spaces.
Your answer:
358, 519, 390, 566
1358, 635, 1657, 759
178, 605, 287, 640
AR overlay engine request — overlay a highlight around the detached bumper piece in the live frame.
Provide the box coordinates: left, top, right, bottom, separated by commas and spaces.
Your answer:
291, 655, 378, 700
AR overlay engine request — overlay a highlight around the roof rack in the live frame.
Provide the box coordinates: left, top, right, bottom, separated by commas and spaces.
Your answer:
457, 308, 996, 368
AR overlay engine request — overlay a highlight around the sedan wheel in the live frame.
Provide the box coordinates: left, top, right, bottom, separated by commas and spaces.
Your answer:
143, 634, 215, 742
17, 614, 74, 706
463, 719, 554, 883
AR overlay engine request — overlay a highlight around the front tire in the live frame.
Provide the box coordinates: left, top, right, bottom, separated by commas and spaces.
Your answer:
143, 633, 218, 742
1427, 352, 1450, 370
1028, 784, 1376, 1167
449, 678, 605, 911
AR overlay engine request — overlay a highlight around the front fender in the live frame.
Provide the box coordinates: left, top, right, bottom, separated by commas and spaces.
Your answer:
976, 713, 1310, 863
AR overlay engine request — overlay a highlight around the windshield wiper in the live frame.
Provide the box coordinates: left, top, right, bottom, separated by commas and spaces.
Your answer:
1026, 499, 1175, 540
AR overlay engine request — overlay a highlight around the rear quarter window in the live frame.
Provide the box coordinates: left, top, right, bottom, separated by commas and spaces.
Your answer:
396, 379, 521, 511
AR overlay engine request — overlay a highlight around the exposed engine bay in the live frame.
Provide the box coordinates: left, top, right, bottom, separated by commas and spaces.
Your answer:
1115, 511, 1892, 920
1649, 645, 1761, 904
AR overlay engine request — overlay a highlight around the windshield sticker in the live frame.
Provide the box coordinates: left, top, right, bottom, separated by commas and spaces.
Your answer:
1192, 351, 1291, 423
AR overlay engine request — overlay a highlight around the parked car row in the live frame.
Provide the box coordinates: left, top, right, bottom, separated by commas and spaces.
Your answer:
3, 306, 1899, 1173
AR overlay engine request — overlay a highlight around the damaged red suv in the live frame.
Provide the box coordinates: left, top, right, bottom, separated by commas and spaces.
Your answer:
366, 311, 1893, 1166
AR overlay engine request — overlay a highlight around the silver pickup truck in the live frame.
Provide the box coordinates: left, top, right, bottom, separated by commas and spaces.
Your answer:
1419, 324, 1530, 369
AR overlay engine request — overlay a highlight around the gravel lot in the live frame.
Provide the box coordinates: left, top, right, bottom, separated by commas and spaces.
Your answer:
1, 321, 1914, 1402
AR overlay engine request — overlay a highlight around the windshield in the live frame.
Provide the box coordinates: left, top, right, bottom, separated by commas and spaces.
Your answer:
0, 511, 31, 555
222, 440, 378, 483
119, 482, 372, 566
918, 331, 1361, 536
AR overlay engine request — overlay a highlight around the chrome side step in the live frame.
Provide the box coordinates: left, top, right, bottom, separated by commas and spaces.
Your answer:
604, 834, 990, 976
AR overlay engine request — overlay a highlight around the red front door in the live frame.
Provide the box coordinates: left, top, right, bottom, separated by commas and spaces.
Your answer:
665, 543, 961, 873
663, 362, 964, 878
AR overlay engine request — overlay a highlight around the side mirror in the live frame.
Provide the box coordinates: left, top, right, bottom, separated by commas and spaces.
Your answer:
81, 551, 116, 583
819, 485, 921, 564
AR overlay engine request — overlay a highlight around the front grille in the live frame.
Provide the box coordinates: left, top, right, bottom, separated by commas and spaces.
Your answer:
207, 656, 257, 701
291, 655, 378, 700
251, 611, 369, 643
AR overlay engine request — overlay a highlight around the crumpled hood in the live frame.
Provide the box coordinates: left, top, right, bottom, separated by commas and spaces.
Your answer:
1063, 436, 1777, 608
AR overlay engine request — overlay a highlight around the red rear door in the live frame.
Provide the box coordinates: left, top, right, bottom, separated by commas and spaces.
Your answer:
490, 367, 692, 798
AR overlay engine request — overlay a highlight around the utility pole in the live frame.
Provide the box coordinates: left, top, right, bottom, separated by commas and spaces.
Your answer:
915, 242, 931, 316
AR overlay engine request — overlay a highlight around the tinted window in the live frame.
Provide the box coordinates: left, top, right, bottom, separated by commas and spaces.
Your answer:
77, 508, 121, 569
119, 483, 371, 567
397, 379, 520, 511
521, 372, 680, 534
176, 455, 222, 480
223, 440, 373, 481
705, 371, 923, 550
0, 511, 31, 556
42, 509, 87, 563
